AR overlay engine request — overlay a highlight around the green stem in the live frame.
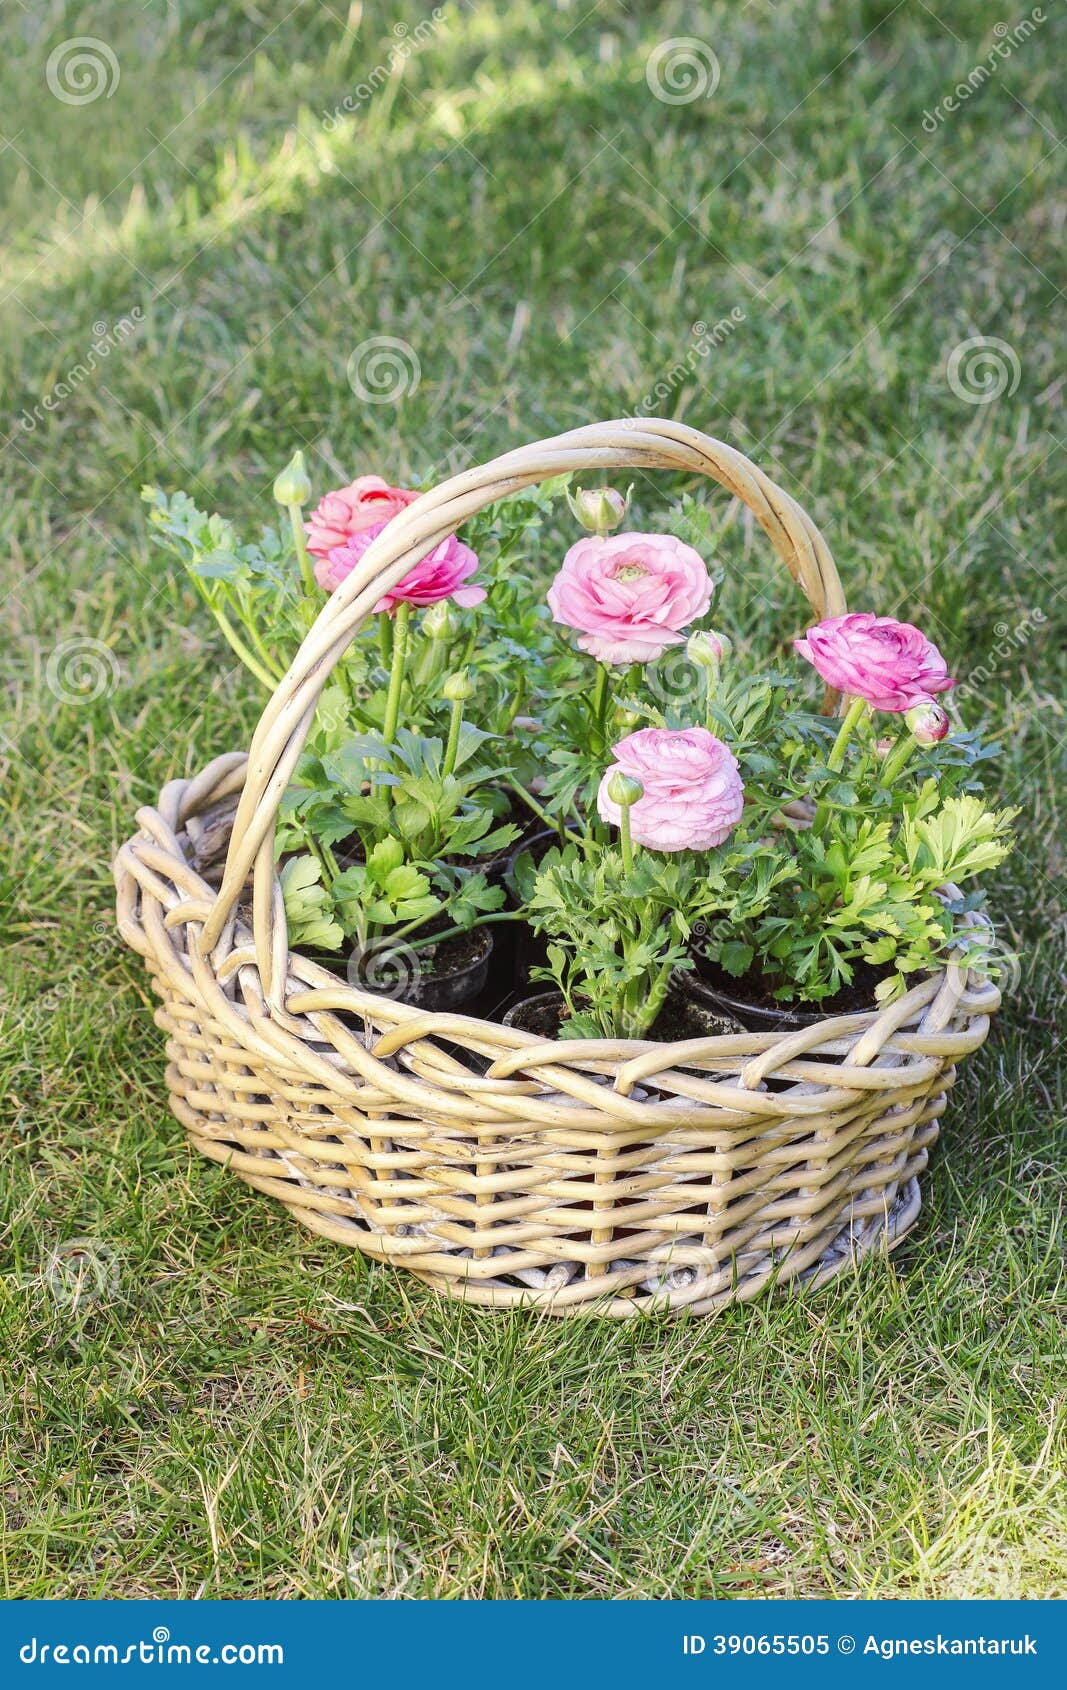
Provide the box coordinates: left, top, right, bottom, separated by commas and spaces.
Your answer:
293, 569, 359, 717
703, 664, 721, 733
377, 610, 393, 670
209, 604, 279, 690
619, 798, 634, 875
186, 572, 279, 690
223, 587, 285, 683
287, 504, 316, 598
503, 687, 526, 731
813, 695, 868, 835
620, 958, 670, 1040
404, 909, 526, 953
385, 908, 442, 948
591, 662, 611, 748
382, 600, 412, 749
880, 733, 918, 787
826, 695, 868, 772
644, 960, 675, 1033
505, 779, 555, 831
335, 661, 363, 719
307, 835, 339, 894
443, 697, 464, 780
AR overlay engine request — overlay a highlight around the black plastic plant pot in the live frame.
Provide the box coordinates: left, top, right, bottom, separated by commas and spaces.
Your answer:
483, 802, 546, 884
503, 987, 746, 1043
503, 827, 570, 907
402, 926, 494, 1014
674, 962, 830, 1033
330, 798, 541, 888
502, 989, 567, 1037
304, 928, 495, 1015
446, 793, 543, 889
503, 827, 575, 993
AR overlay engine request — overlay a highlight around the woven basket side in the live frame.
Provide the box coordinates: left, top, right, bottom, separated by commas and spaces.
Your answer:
114, 752, 1000, 1313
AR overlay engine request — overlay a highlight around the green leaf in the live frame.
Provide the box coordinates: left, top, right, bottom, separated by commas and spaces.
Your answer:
365, 897, 398, 924
391, 798, 434, 840
295, 917, 344, 951
190, 550, 243, 582
331, 865, 370, 901
383, 864, 432, 901
280, 855, 324, 898
393, 894, 440, 924
719, 941, 754, 977
368, 837, 404, 881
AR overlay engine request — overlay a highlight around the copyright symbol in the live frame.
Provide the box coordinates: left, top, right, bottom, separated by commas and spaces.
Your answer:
838, 1636, 856, 1655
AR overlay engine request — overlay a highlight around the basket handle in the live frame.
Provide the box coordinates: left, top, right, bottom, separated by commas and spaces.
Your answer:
198, 419, 846, 997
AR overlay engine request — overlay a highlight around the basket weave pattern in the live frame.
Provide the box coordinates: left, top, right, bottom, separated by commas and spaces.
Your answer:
114, 422, 999, 1315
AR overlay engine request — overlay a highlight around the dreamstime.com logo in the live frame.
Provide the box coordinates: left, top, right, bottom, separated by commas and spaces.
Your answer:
625, 312, 746, 423
45, 637, 121, 704
645, 37, 721, 104
45, 37, 120, 104
12, 1238, 121, 1312
954, 608, 1046, 701
11, 919, 115, 1042
920, 10, 1046, 132
345, 940, 421, 1000
346, 335, 422, 403
946, 335, 1020, 404
321, 8, 448, 127
347, 1536, 423, 1597
19, 310, 144, 433
645, 647, 706, 711
19, 1628, 283, 1667
959, 918, 1023, 998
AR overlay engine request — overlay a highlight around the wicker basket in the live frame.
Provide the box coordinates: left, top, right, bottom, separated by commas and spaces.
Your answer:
114, 420, 1000, 1316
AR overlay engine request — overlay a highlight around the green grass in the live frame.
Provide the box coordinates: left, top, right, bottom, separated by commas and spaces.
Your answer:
1, 0, 1065, 1599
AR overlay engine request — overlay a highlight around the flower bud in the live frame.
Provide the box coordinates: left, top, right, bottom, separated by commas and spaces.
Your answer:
905, 698, 950, 744
422, 600, 458, 642
686, 628, 732, 671
273, 450, 312, 508
566, 485, 628, 535
443, 667, 475, 703
605, 770, 644, 808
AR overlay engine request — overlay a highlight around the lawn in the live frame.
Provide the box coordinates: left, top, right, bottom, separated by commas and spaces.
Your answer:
1, 0, 1064, 1600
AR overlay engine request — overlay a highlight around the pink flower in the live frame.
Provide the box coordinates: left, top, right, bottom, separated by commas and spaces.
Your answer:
547, 531, 713, 665
597, 727, 744, 852
305, 475, 418, 559
794, 613, 954, 712
568, 486, 628, 534
905, 698, 950, 744
315, 519, 485, 615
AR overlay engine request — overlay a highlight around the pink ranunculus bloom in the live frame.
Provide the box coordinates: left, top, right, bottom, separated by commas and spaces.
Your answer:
597, 727, 744, 853
794, 612, 954, 713
304, 475, 419, 559
547, 531, 713, 665
315, 519, 485, 615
